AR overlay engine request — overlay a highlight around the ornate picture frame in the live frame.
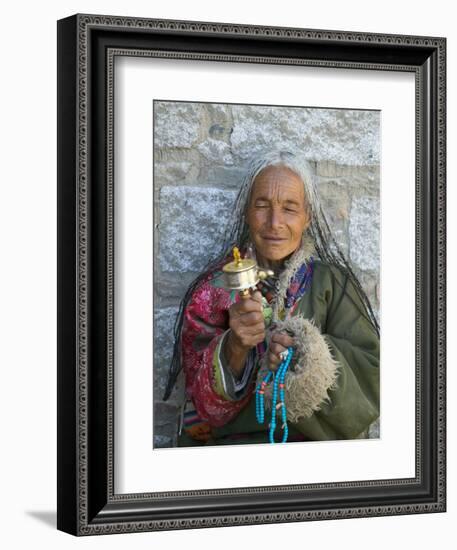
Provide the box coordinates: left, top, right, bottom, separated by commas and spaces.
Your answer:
57, 13, 446, 535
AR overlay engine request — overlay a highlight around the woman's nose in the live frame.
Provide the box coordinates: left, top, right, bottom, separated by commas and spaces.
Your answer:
269, 208, 284, 229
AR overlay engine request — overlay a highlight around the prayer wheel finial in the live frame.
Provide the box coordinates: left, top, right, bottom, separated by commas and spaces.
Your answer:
233, 246, 241, 265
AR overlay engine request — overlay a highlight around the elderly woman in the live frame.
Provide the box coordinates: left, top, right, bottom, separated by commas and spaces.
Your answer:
163, 150, 380, 445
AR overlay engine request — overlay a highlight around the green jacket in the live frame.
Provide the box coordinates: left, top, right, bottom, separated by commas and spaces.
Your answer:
178, 260, 379, 446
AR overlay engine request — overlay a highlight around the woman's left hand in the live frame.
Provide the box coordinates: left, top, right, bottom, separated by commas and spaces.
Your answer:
268, 331, 295, 371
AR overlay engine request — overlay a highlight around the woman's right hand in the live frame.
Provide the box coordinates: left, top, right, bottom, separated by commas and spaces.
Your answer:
224, 290, 265, 378
227, 290, 265, 351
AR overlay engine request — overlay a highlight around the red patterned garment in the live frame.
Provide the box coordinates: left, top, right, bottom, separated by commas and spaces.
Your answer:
180, 269, 253, 430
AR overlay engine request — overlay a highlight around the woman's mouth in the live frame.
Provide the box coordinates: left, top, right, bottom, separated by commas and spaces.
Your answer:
262, 236, 286, 242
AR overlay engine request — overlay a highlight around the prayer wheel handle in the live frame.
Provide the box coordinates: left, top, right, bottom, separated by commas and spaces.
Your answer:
239, 289, 251, 300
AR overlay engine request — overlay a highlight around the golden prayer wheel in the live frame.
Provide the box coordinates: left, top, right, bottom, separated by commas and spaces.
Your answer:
222, 247, 274, 298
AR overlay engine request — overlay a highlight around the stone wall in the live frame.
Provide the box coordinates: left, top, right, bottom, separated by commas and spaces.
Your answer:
153, 101, 381, 447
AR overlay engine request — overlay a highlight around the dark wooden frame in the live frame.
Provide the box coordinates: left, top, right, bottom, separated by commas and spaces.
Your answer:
57, 13, 446, 535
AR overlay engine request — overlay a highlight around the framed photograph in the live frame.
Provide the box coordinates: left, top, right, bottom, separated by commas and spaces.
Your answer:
57, 13, 446, 535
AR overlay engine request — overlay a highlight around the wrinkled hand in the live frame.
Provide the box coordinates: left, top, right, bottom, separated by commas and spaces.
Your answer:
267, 331, 295, 371
223, 290, 265, 379
227, 290, 265, 352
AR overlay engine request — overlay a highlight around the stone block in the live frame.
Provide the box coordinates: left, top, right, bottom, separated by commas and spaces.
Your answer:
154, 272, 199, 306
198, 137, 234, 165
202, 102, 233, 125
153, 402, 181, 448
158, 186, 237, 273
154, 306, 179, 397
197, 165, 247, 189
202, 103, 234, 142
153, 434, 174, 448
230, 105, 380, 165
154, 401, 180, 427
316, 160, 339, 178
154, 148, 201, 186
316, 173, 379, 200
317, 180, 351, 255
349, 196, 380, 272
154, 101, 203, 148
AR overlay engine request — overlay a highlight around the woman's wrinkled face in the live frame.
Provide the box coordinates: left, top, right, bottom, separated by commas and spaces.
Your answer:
246, 165, 311, 264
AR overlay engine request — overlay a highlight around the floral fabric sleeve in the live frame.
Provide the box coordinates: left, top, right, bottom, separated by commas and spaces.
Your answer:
181, 275, 255, 428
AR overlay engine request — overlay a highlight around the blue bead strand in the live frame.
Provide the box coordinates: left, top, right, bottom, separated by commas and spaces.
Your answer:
255, 371, 272, 424
269, 348, 293, 443
255, 347, 294, 444
278, 349, 293, 443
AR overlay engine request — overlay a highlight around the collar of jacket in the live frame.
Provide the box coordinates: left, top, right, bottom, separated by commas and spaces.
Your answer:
271, 232, 315, 321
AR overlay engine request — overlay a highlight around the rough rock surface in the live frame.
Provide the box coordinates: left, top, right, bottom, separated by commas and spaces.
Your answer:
349, 196, 380, 272
230, 105, 380, 165
158, 186, 237, 273
154, 101, 202, 148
